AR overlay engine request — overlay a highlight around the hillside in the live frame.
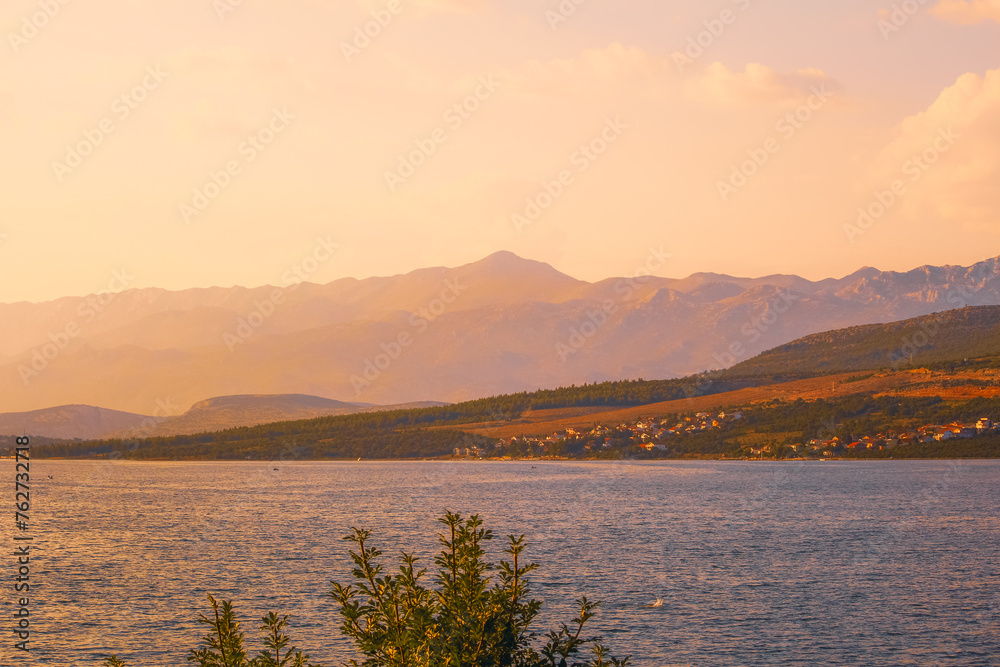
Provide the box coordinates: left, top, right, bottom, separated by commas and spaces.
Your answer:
146, 395, 450, 437
727, 306, 1000, 377
1, 253, 997, 413
0, 394, 450, 440
460, 369, 1000, 439
23, 372, 1000, 460
136, 394, 362, 437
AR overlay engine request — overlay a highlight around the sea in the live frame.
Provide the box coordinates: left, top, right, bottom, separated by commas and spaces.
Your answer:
12, 459, 1000, 666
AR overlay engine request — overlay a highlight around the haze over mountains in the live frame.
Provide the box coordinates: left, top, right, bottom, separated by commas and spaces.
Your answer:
1, 251, 998, 417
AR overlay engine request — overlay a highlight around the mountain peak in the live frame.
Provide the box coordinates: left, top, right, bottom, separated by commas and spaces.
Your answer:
465, 251, 573, 277
457, 251, 583, 289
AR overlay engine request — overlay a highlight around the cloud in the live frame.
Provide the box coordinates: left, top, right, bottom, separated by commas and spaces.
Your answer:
504, 43, 840, 107
930, 0, 1000, 24
682, 63, 838, 107
869, 67, 1000, 232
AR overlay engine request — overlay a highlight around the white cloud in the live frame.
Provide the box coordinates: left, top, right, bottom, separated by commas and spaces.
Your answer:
869, 68, 1000, 232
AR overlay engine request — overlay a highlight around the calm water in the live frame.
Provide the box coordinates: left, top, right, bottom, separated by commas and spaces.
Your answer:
10, 460, 1000, 666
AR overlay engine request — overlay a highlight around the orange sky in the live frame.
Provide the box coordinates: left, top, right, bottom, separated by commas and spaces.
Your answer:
1, 0, 998, 302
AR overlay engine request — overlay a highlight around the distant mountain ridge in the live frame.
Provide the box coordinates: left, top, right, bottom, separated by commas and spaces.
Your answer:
1, 252, 998, 413
0, 405, 153, 441
0, 395, 448, 440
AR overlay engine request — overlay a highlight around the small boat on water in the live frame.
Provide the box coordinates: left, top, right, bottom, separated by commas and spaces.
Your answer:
652, 598, 663, 607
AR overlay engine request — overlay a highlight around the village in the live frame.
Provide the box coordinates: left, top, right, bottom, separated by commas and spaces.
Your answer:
776, 416, 999, 458
453, 411, 999, 460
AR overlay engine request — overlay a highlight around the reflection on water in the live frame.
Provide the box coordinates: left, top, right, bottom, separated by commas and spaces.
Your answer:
20, 460, 1000, 666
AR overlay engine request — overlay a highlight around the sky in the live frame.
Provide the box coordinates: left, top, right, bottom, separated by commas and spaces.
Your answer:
1, 0, 998, 303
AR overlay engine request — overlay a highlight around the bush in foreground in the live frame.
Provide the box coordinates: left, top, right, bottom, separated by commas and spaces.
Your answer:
104, 512, 629, 667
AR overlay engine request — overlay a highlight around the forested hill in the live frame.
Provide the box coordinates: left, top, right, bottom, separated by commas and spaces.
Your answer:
27, 374, 780, 460
726, 306, 1000, 378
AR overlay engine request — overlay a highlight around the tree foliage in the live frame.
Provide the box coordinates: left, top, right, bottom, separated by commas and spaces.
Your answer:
103, 513, 629, 667
331, 512, 628, 667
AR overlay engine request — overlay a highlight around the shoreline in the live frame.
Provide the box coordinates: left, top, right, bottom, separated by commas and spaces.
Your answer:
27, 455, 1000, 462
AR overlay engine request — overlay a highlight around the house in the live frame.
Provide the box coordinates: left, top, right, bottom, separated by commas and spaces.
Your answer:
455, 447, 484, 458
977, 418, 993, 431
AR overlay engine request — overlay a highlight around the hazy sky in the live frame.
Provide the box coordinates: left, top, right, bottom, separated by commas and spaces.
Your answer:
1, 0, 998, 302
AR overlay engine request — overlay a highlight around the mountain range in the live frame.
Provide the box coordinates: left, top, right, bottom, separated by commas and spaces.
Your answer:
1, 251, 998, 417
